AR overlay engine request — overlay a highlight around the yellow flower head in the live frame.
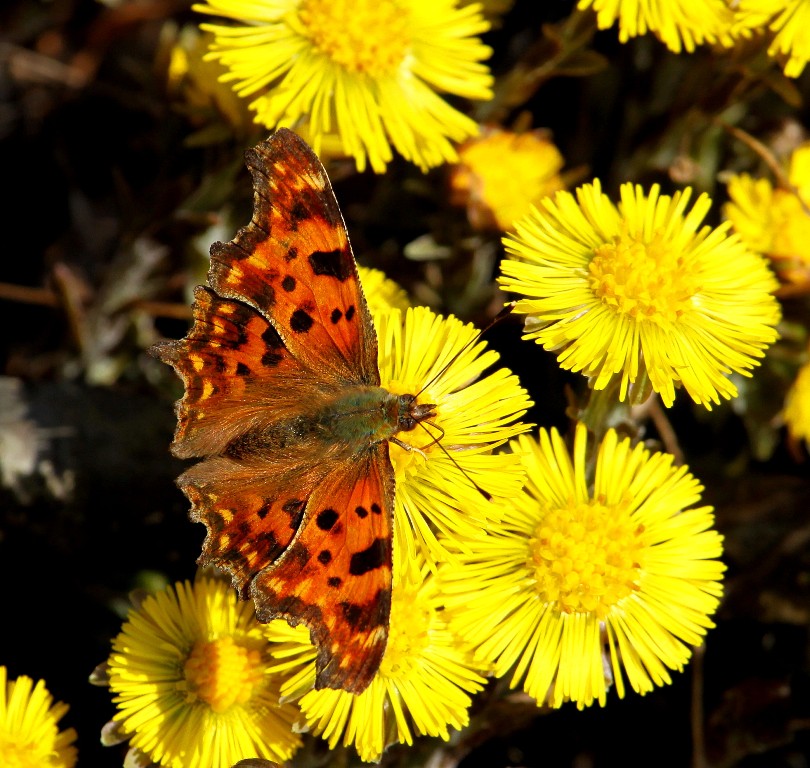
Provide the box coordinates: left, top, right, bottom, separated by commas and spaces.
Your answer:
731, 0, 810, 77
499, 180, 781, 408
195, 0, 494, 173
358, 266, 411, 315
0, 667, 77, 768
439, 424, 727, 709
784, 355, 810, 446
577, 0, 734, 53
106, 578, 301, 768
724, 141, 810, 284
374, 306, 532, 565
450, 126, 565, 231
265, 555, 486, 762
164, 26, 256, 140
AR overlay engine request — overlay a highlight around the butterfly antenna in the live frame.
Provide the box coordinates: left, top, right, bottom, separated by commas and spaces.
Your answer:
416, 421, 492, 501
414, 302, 516, 400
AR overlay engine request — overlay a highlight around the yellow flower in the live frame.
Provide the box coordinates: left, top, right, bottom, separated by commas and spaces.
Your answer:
450, 126, 566, 232
265, 555, 487, 762
358, 266, 411, 315
577, 0, 734, 53
0, 667, 77, 768
784, 355, 810, 445
731, 0, 810, 77
499, 181, 781, 408
195, 0, 493, 173
439, 424, 726, 709
164, 26, 257, 141
724, 142, 810, 285
106, 578, 301, 768
374, 306, 532, 565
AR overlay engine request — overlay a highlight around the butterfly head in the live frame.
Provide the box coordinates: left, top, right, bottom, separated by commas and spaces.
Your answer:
395, 393, 437, 433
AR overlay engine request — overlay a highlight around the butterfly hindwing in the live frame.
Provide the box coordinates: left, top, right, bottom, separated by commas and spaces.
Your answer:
177, 456, 318, 595
251, 442, 394, 693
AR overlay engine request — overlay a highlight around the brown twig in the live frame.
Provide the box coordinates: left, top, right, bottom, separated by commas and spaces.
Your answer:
0, 281, 60, 307
0, 281, 192, 320
718, 121, 810, 217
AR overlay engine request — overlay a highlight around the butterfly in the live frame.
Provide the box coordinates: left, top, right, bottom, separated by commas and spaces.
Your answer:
152, 129, 435, 693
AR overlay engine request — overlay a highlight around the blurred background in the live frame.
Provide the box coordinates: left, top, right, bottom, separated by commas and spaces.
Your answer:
1, 0, 809, 765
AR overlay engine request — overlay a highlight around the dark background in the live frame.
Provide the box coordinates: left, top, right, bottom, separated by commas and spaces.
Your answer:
1, 0, 809, 765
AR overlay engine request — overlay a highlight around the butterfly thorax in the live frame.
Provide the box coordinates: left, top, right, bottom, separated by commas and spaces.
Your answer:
317, 387, 435, 445
224, 386, 435, 461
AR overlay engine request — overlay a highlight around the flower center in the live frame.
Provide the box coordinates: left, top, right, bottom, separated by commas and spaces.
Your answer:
296, 0, 411, 79
588, 227, 700, 324
529, 497, 644, 617
379, 584, 430, 677
183, 637, 263, 713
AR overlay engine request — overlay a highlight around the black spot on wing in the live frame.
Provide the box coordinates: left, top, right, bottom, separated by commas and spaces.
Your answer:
206, 511, 226, 534
282, 498, 306, 515
290, 308, 314, 333
291, 201, 309, 222
309, 249, 352, 281
256, 530, 284, 561
339, 588, 390, 630
371, 503, 382, 515
257, 498, 275, 520
282, 499, 306, 530
257, 283, 276, 309
349, 538, 388, 576
330, 308, 342, 324
316, 509, 339, 531
318, 550, 332, 564
261, 350, 284, 367
255, 325, 284, 365
355, 505, 369, 519
340, 601, 365, 629
282, 275, 296, 292
235, 325, 249, 348
261, 325, 285, 348
327, 576, 342, 588
286, 246, 298, 262
236, 362, 251, 376
345, 305, 355, 321
218, 548, 249, 571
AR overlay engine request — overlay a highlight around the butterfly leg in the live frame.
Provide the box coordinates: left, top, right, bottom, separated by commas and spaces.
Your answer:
389, 436, 428, 457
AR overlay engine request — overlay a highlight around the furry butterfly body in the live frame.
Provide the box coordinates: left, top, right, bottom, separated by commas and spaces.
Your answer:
153, 129, 433, 693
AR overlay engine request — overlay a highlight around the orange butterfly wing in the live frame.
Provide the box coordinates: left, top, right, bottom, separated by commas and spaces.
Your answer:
209, 129, 378, 384
252, 443, 394, 692
153, 129, 394, 693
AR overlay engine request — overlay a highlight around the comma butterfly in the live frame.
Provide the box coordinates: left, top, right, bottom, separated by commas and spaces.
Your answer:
152, 129, 435, 694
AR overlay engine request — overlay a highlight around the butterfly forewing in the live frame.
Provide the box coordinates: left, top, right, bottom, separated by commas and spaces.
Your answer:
209, 129, 379, 385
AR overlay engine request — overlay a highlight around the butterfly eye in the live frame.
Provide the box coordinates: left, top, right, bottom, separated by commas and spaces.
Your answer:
396, 396, 437, 433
